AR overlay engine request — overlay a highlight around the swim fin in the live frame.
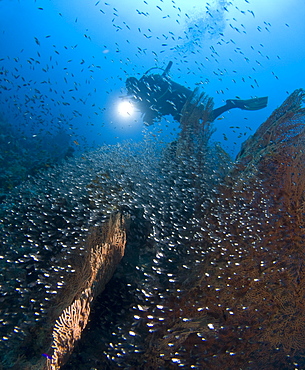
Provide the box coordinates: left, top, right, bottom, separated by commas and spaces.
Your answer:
227, 96, 268, 111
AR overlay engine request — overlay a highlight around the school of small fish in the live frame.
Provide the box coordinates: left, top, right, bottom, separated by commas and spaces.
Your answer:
0, 0, 295, 368
0, 0, 287, 153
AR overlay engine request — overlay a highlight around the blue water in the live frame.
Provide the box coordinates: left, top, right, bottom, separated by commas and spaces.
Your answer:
1, 0, 304, 166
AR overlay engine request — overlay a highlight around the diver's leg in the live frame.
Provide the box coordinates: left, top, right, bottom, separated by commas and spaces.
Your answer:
209, 97, 268, 121
209, 101, 236, 121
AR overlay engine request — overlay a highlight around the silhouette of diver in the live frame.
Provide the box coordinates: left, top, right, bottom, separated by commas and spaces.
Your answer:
125, 61, 268, 126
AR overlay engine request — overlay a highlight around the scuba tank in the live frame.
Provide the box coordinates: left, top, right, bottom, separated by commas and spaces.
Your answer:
140, 61, 173, 81
138, 61, 174, 103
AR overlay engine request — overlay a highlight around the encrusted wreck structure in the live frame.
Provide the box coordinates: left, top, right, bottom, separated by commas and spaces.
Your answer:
1, 88, 305, 369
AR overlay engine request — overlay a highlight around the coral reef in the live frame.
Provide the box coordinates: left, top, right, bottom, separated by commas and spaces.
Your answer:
0, 139, 163, 369
63, 89, 305, 369
0, 210, 128, 370
124, 88, 305, 369
49, 212, 128, 370
2, 89, 305, 369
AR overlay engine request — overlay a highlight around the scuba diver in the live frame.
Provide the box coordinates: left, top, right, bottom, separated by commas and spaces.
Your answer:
124, 61, 268, 126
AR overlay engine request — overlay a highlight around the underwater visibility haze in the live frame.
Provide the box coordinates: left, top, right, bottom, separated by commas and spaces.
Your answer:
1, 0, 305, 369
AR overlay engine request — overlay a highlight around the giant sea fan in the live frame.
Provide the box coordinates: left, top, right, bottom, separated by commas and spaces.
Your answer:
131, 89, 305, 369
0, 141, 163, 369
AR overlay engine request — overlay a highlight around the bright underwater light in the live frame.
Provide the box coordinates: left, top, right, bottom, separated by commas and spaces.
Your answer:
118, 100, 135, 117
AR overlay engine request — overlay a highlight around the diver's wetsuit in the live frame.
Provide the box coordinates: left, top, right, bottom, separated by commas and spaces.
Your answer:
126, 74, 192, 126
